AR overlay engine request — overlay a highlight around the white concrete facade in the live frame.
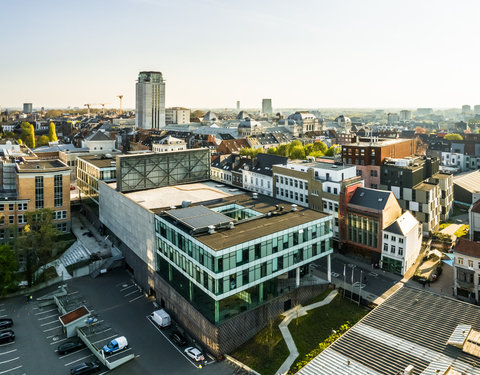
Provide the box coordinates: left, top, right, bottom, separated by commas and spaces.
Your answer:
243, 169, 272, 196
135, 71, 166, 130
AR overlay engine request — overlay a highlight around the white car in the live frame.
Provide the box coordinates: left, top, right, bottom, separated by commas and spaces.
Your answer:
184, 346, 205, 362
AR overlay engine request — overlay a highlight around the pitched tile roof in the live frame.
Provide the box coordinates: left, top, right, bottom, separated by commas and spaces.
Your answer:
454, 238, 480, 258
348, 187, 393, 211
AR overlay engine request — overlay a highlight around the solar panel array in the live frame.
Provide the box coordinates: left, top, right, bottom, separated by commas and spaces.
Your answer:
165, 205, 233, 231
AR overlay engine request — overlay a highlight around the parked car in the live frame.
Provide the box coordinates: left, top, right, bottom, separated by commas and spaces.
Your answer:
184, 346, 205, 362
70, 361, 100, 375
0, 330, 15, 344
0, 318, 13, 330
170, 331, 187, 346
103, 336, 128, 355
58, 339, 85, 355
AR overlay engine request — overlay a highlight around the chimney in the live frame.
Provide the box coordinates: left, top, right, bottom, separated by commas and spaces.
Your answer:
404, 365, 414, 375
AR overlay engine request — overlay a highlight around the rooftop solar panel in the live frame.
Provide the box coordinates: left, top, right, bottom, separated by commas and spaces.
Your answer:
165, 205, 232, 231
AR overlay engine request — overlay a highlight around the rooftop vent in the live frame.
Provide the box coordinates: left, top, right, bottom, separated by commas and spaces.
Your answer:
404, 365, 414, 375
252, 192, 258, 199
208, 225, 215, 234
291, 204, 298, 212
228, 222, 234, 229
182, 200, 192, 208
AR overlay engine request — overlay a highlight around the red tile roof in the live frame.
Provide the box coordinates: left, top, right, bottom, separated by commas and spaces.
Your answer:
454, 238, 480, 258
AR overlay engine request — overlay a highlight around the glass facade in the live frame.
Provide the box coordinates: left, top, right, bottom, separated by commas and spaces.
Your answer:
54, 174, 62, 207
347, 213, 378, 248
155, 213, 333, 323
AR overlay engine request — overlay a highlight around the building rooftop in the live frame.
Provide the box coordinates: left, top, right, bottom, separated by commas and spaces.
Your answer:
161, 193, 329, 250
77, 154, 116, 169
298, 286, 480, 375
453, 170, 480, 194
454, 238, 480, 258
59, 306, 89, 325
348, 187, 393, 211
343, 137, 412, 148
384, 211, 418, 236
284, 160, 354, 172
16, 159, 70, 172
413, 181, 438, 191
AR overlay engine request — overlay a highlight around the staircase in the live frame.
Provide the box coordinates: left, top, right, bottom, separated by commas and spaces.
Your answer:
90, 254, 124, 278
60, 241, 91, 268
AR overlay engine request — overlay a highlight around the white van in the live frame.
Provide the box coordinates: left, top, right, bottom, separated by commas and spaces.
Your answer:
103, 336, 128, 355
151, 309, 171, 328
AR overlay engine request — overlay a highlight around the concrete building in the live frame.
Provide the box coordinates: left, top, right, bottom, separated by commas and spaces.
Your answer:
241, 153, 287, 197
454, 238, 480, 303
262, 98, 272, 115
453, 170, 480, 206
399, 110, 412, 121
341, 187, 403, 264
381, 211, 422, 275
81, 130, 116, 153
474, 105, 480, 115
152, 136, 186, 153
342, 137, 418, 188
469, 197, 480, 241
237, 118, 263, 137
99, 180, 333, 355
273, 160, 362, 241
135, 71, 166, 129
23, 103, 32, 114
76, 155, 116, 205
462, 104, 472, 113
387, 113, 400, 124
278, 112, 322, 136
166, 107, 190, 125
236, 101, 240, 110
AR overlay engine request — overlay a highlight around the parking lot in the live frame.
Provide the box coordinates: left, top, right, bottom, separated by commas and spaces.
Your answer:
0, 269, 238, 375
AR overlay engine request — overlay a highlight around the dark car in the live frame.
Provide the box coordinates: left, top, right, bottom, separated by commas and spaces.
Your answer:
58, 339, 85, 355
70, 361, 100, 375
0, 330, 15, 344
170, 330, 188, 346
0, 318, 13, 330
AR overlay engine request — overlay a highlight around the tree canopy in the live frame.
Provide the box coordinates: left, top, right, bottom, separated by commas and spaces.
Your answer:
20, 122, 35, 148
48, 122, 58, 142
239, 147, 264, 158
444, 133, 463, 141
38, 135, 50, 146
262, 140, 334, 160
0, 244, 18, 295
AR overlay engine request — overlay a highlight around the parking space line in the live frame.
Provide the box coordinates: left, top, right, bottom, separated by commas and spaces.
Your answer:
41, 320, 60, 326
35, 308, 58, 315
0, 357, 19, 365
120, 284, 134, 292
0, 349, 16, 356
38, 313, 59, 321
124, 290, 139, 297
64, 354, 94, 366
59, 348, 89, 359
50, 338, 68, 345
146, 316, 198, 368
129, 295, 144, 303
0, 315, 7, 319
92, 334, 117, 345
0, 342, 15, 348
0, 365, 22, 374
107, 347, 132, 359
43, 325, 62, 332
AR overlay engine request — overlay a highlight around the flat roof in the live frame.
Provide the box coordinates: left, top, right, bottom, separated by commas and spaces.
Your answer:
78, 154, 116, 169
297, 286, 480, 375
164, 205, 232, 231
343, 138, 412, 147
16, 159, 70, 172
179, 194, 329, 250
116, 181, 243, 212
59, 306, 89, 325
414, 182, 438, 191
283, 160, 354, 171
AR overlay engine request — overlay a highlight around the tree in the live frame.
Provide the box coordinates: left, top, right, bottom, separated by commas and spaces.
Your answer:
290, 145, 306, 160
48, 122, 58, 142
288, 140, 303, 155
267, 147, 278, 155
444, 133, 463, 141
277, 144, 289, 157
239, 147, 264, 158
0, 244, 18, 295
304, 143, 314, 156
313, 141, 328, 154
20, 122, 35, 148
325, 144, 341, 156
16, 209, 58, 286
38, 135, 50, 146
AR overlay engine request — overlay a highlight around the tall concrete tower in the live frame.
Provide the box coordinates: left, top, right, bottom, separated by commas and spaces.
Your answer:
135, 71, 166, 129
262, 98, 272, 115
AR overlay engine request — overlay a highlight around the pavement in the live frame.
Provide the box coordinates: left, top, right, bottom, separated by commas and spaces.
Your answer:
276, 290, 338, 375
0, 269, 241, 375
440, 223, 462, 239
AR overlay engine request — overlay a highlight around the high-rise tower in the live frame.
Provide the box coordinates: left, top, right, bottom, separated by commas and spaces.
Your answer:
262, 98, 272, 115
135, 71, 166, 129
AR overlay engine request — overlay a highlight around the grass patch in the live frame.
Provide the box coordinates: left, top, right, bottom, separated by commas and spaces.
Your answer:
454, 224, 469, 238
439, 223, 451, 229
231, 316, 289, 375
288, 294, 369, 372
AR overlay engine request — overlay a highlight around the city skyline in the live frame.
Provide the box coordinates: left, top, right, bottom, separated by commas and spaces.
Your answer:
1, 0, 480, 109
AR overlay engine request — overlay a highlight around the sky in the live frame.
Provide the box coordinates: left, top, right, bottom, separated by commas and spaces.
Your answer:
1, 0, 479, 110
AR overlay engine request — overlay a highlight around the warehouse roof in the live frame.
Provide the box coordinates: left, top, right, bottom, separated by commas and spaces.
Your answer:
453, 170, 480, 194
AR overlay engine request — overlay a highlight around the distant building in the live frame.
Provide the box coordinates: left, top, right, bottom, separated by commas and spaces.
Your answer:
241, 153, 287, 196
152, 136, 186, 153
135, 71, 166, 129
237, 118, 262, 137
417, 108, 433, 115
236, 101, 240, 110
399, 110, 412, 121
462, 104, 472, 113
262, 98, 272, 115
279, 112, 321, 136
474, 105, 480, 115
165, 107, 190, 125
23, 103, 32, 114
81, 129, 116, 153
387, 113, 400, 124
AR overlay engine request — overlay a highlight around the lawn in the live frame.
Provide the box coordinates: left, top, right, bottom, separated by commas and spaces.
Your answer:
454, 224, 469, 238
231, 316, 289, 375
288, 294, 369, 373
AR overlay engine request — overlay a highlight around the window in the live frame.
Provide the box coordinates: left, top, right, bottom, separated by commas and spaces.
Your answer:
458, 257, 464, 265
334, 188, 338, 194
8, 215, 14, 224
391, 245, 395, 254
384, 244, 388, 252
8, 204, 13, 211
468, 260, 474, 268
391, 236, 396, 241
56, 223, 67, 232
384, 233, 388, 239
370, 170, 378, 177
0, 205, 3, 212
18, 215, 25, 224
398, 247, 403, 256
54, 175, 63, 207
327, 186, 331, 193
18, 203, 27, 211
399, 238, 404, 244
35, 176, 44, 209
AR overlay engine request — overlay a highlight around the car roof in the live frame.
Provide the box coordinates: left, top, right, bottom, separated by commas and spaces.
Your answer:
188, 347, 201, 354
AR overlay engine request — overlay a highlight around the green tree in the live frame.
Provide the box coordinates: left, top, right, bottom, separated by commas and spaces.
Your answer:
0, 244, 18, 295
20, 122, 35, 148
444, 133, 463, 141
277, 144, 289, 157
288, 140, 303, 155
16, 209, 58, 286
313, 141, 328, 154
325, 144, 341, 156
48, 122, 58, 142
38, 135, 50, 146
239, 147, 264, 158
304, 143, 314, 156
267, 147, 278, 155
290, 145, 306, 160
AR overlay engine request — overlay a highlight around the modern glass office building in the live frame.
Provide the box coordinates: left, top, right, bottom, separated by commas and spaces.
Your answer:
154, 194, 333, 323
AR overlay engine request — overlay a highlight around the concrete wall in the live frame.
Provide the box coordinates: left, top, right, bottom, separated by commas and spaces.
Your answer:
98, 182, 156, 269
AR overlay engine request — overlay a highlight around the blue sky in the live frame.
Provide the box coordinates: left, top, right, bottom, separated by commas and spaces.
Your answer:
1, 0, 479, 109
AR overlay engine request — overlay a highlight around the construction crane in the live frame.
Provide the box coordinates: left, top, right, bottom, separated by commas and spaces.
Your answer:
84, 103, 111, 117
117, 95, 124, 115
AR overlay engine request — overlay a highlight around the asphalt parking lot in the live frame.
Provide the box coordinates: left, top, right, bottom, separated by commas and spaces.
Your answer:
0, 269, 239, 375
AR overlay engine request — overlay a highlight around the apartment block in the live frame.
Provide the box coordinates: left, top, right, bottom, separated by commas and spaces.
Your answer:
77, 155, 117, 205
454, 238, 480, 304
